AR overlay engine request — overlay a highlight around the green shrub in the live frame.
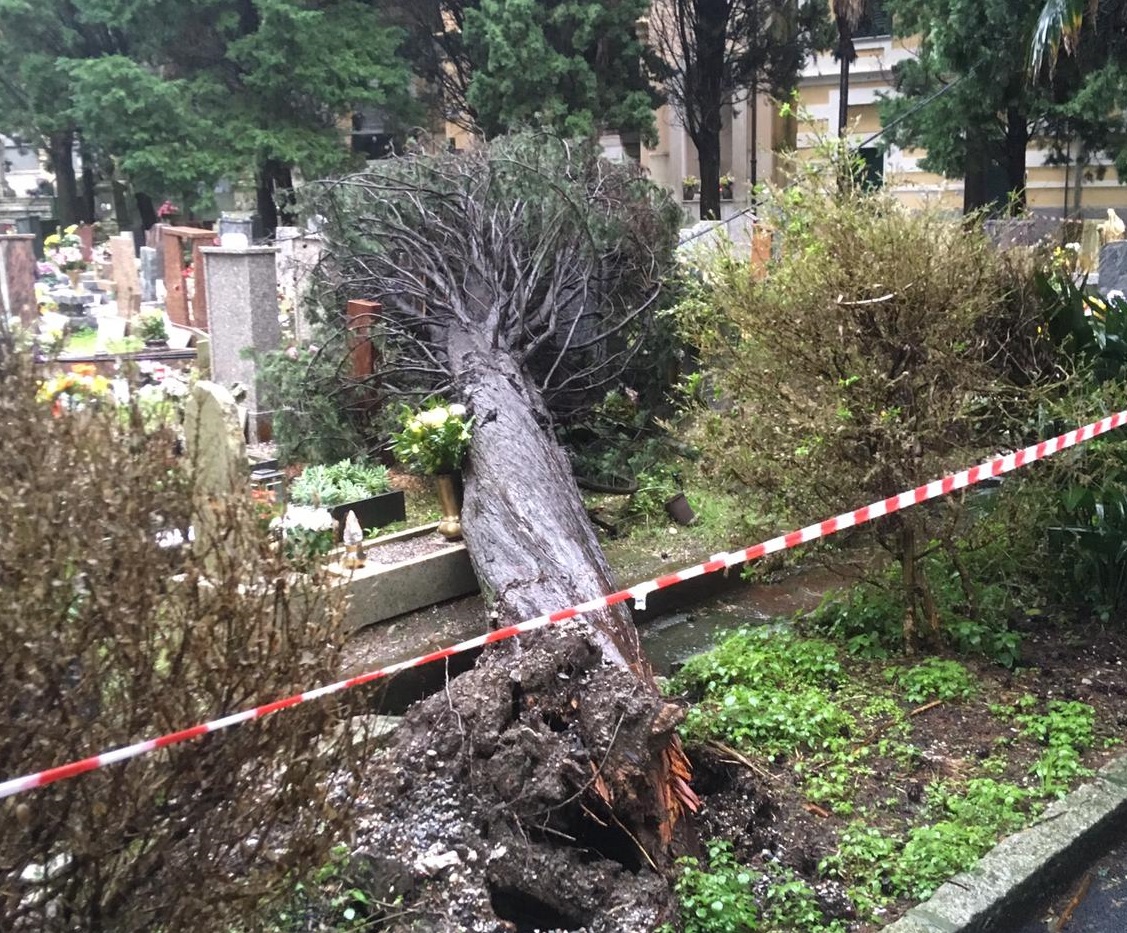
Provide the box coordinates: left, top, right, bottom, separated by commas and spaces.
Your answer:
674, 181, 1050, 648
668, 841, 759, 933
885, 659, 977, 704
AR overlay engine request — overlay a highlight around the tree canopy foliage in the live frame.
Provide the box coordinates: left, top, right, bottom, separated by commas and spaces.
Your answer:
647, 0, 832, 219
0, 0, 413, 228
881, 0, 1127, 212
393, 0, 659, 143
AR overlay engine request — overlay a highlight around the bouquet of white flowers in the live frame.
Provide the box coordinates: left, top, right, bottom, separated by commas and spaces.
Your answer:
391, 402, 472, 474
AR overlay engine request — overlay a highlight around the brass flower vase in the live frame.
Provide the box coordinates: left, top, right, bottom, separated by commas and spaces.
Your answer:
66, 269, 83, 293
435, 472, 463, 541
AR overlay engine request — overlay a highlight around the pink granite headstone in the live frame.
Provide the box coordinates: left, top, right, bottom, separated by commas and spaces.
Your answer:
77, 223, 95, 263
0, 234, 38, 327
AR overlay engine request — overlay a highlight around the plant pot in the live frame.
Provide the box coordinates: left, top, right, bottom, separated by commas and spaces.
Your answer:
682, 185, 699, 201
66, 269, 84, 292
664, 492, 697, 526
720, 183, 734, 201
329, 489, 407, 539
435, 473, 463, 541
144, 339, 169, 349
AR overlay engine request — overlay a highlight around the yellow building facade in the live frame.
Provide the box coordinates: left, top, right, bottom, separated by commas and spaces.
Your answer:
639, 21, 1127, 222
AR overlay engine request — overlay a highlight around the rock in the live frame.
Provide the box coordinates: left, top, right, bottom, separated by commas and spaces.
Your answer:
415, 844, 462, 877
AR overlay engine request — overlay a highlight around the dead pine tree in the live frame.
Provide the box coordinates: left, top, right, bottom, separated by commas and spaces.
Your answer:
309, 134, 699, 929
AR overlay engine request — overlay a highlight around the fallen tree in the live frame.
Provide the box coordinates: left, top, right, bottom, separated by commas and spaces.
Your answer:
309, 134, 698, 928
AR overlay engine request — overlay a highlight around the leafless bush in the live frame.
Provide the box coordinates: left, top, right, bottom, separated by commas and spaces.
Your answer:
0, 351, 365, 931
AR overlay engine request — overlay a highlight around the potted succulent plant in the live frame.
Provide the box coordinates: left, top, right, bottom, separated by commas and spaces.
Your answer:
719, 173, 736, 201
289, 458, 406, 538
682, 175, 700, 201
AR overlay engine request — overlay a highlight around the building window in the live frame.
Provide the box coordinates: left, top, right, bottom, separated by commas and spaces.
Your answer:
854, 0, 891, 39
857, 147, 884, 189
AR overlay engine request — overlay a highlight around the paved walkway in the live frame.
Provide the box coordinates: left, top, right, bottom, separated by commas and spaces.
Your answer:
1011, 833, 1127, 933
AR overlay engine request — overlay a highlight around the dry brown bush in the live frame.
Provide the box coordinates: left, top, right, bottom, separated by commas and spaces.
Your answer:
0, 349, 365, 931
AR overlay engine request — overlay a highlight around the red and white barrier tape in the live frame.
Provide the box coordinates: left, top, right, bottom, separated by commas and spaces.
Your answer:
3, 410, 1125, 801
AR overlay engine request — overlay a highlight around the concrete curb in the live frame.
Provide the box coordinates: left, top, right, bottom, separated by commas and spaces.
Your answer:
885, 754, 1127, 933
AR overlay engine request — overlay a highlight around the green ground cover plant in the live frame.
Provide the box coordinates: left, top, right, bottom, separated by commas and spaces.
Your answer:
662, 623, 1109, 932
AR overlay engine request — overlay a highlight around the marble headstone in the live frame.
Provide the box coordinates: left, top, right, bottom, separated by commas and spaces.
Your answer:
1100, 241, 1127, 297
0, 234, 38, 327
140, 247, 160, 302
183, 380, 249, 571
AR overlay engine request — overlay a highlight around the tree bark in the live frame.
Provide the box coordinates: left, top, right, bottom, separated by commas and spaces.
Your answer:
696, 123, 723, 222
356, 328, 698, 928
48, 130, 80, 228
135, 193, 158, 231
78, 135, 97, 225
256, 159, 296, 237
838, 44, 851, 136
1004, 105, 1028, 214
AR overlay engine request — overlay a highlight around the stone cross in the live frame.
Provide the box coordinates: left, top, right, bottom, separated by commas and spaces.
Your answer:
109, 234, 142, 317
183, 381, 249, 571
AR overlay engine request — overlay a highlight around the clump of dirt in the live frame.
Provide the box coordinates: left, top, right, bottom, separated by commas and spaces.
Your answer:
348, 624, 687, 932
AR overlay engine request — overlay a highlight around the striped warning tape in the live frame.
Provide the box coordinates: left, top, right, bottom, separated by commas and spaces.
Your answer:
2, 409, 1125, 801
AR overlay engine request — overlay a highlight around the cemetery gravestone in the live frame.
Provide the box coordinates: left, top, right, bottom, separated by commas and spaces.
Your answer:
161, 226, 216, 329
218, 213, 258, 243
1100, 241, 1127, 296
0, 233, 37, 327
140, 247, 160, 302
183, 380, 250, 571
200, 245, 282, 443
275, 227, 323, 342
109, 234, 142, 317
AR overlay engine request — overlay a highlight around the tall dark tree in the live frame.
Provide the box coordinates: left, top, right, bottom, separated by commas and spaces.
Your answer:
396, 0, 659, 144
647, 0, 831, 220
832, 0, 866, 135
2, 0, 415, 235
881, 0, 1073, 213
0, 0, 112, 225
307, 134, 698, 923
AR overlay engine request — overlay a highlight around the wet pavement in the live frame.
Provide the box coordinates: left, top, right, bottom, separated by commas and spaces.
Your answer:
1010, 832, 1127, 933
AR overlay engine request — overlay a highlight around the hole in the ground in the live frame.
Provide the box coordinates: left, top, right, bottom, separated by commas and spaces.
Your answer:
489, 884, 585, 931
541, 708, 570, 733
571, 808, 644, 872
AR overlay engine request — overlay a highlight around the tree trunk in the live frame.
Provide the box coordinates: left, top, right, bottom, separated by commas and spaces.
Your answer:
835, 15, 855, 137
1004, 105, 1028, 214
963, 134, 990, 214
135, 193, 158, 231
256, 159, 296, 237
78, 136, 97, 225
899, 517, 941, 652
357, 329, 698, 929
48, 130, 80, 228
696, 123, 723, 222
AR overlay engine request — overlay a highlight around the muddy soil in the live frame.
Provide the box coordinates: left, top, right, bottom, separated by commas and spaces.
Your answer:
348, 626, 687, 933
